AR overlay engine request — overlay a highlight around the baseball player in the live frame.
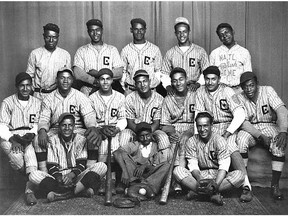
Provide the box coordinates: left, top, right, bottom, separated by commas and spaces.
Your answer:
26, 23, 71, 100
73, 19, 124, 96
120, 18, 164, 96
113, 122, 170, 195
161, 17, 210, 95
29, 113, 107, 202
0, 73, 41, 206
34, 67, 101, 174
160, 67, 196, 194
121, 69, 170, 153
194, 66, 253, 202
89, 68, 127, 194
210, 23, 252, 92
237, 72, 288, 200
173, 112, 244, 205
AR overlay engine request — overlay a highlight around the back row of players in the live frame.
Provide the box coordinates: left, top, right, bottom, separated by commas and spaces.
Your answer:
0, 17, 287, 206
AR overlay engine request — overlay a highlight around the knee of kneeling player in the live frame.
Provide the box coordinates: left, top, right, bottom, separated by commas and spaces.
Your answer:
80, 171, 101, 191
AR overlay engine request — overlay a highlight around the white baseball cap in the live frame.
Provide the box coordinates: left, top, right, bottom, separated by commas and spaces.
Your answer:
175, 17, 190, 27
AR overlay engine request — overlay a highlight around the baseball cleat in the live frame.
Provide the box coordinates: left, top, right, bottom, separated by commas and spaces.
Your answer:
25, 192, 37, 206
210, 193, 224, 206
271, 185, 284, 200
240, 186, 253, 202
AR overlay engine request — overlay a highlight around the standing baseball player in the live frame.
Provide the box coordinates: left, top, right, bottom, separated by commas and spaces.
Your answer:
237, 72, 288, 200
34, 67, 102, 173
73, 19, 124, 96
26, 23, 71, 100
121, 69, 170, 154
161, 67, 196, 194
120, 18, 164, 96
174, 112, 244, 205
195, 66, 253, 202
161, 17, 210, 95
210, 23, 252, 92
0, 73, 41, 205
29, 113, 107, 202
89, 68, 127, 193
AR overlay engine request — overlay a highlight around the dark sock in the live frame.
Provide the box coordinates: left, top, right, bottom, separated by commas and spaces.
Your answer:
80, 171, 101, 192
271, 170, 282, 186
39, 177, 58, 195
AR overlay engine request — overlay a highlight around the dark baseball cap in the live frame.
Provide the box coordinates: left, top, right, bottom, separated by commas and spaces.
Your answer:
86, 19, 103, 28
240, 71, 256, 85
15, 72, 32, 86
135, 122, 152, 135
203, 66, 220, 77
95, 68, 113, 79
130, 18, 146, 28
58, 112, 75, 124
57, 66, 74, 77
169, 67, 187, 79
133, 69, 149, 81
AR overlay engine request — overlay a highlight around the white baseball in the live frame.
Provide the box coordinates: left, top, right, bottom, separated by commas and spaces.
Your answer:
139, 188, 146, 195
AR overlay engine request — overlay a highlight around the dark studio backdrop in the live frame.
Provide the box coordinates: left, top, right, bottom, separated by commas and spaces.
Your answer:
0, 1, 287, 189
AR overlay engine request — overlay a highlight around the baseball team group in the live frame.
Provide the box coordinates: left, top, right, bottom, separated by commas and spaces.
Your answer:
0, 16, 287, 208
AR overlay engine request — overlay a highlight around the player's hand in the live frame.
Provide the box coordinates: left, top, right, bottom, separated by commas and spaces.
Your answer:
275, 132, 287, 151
10, 138, 23, 153
166, 85, 175, 96
187, 82, 200, 92
88, 69, 99, 77
85, 127, 102, 148
38, 129, 48, 149
222, 131, 232, 139
257, 134, 272, 149
133, 164, 146, 178
62, 172, 75, 185
101, 125, 120, 138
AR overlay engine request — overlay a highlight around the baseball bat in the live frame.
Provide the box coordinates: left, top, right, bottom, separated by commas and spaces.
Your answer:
104, 136, 112, 206
159, 140, 180, 205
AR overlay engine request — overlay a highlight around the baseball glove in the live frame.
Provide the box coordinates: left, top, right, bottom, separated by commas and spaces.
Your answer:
196, 179, 218, 196
12, 133, 35, 146
100, 125, 118, 138
113, 197, 140, 208
126, 183, 155, 201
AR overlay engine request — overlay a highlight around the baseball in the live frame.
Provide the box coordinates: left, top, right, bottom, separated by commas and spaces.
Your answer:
124, 188, 128, 195
139, 188, 146, 195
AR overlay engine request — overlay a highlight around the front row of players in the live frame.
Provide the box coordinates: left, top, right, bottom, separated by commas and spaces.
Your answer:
0, 65, 287, 206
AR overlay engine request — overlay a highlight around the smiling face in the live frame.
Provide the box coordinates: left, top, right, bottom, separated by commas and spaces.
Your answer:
242, 78, 258, 100
217, 27, 235, 48
138, 130, 152, 146
175, 24, 190, 46
130, 23, 146, 44
43, 30, 59, 51
171, 72, 187, 93
17, 79, 32, 100
98, 74, 113, 94
204, 73, 221, 92
135, 75, 150, 94
59, 117, 75, 141
88, 25, 103, 45
57, 71, 73, 92
196, 116, 212, 142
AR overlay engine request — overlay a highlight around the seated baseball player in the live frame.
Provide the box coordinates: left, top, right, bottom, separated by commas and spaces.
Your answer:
113, 122, 170, 195
237, 72, 288, 200
29, 113, 107, 202
34, 67, 102, 173
174, 111, 244, 205
120, 69, 170, 153
195, 66, 253, 202
89, 68, 127, 194
0, 72, 41, 206
160, 67, 195, 194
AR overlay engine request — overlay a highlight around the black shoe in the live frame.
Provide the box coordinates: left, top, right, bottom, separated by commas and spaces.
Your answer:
186, 190, 197, 201
240, 186, 253, 202
47, 191, 74, 202
271, 184, 284, 200
173, 183, 183, 196
210, 193, 224, 206
116, 182, 126, 194
25, 192, 37, 206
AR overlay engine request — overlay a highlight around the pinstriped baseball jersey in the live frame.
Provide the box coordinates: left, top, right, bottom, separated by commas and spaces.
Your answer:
74, 43, 123, 72
195, 84, 242, 124
209, 44, 252, 87
121, 41, 162, 88
47, 133, 87, 176
0, 94, 41, 131
38, 88, 97, 132
26, 47, 71, 91
162, 44, 209, 82
161, 91, 196, 133
125, 91, 163, 124
185, 133, 230, 171
237, 86, 284, 124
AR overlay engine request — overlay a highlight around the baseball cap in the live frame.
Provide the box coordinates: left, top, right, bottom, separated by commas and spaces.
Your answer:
95, 68, 113, 79
174, 17, 190, 27
57, 66, 74, 77
133, 69, 149, 81
135, 122, 152, 135
58, 112, 75, 124
43, 23, 60, 34
15, 72, 32, 86
130, 18, 146, 28
86, 19, 103, 28
169, 67, 187, 79
240, 71, 256, 85
203, 66, 220, 77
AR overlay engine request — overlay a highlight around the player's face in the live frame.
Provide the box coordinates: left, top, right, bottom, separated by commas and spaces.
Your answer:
205, 74, 220, 92
196, 117, 212, 141
175, 24, 190, 46
43, 30, 59, 51
171, 72, 187, 93
242, 79, 258, 100
88, 25, 103, 45
99, 74, 113, 93
59, 118, 75, 140
57, 72, 73, 92
217, 27, 235, 48
135, 76, 150, 94
17, 79, 32, 100
130, 23, 146, 43
138, 130, 152, 146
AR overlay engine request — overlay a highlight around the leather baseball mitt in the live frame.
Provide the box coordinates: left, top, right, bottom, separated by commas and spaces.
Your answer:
113, 197, 140, 208
196, 179, 218, 196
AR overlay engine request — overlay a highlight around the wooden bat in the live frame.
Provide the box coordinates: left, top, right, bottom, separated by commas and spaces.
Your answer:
104, 136, 112, 206
159, 140, 180, 205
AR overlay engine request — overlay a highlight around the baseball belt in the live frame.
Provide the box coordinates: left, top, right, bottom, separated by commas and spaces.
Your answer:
34, 88, 56, 94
